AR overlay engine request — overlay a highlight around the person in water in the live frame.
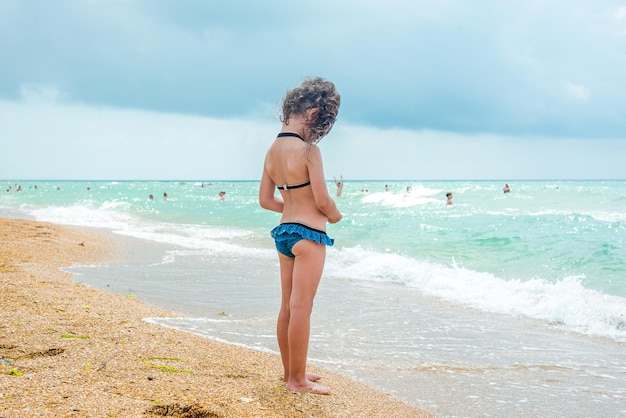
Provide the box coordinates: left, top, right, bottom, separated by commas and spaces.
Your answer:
334, 175, 344, 197
259, 77, 342, 395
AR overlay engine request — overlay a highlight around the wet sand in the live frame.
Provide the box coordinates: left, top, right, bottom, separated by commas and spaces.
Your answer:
0, 217, 435, 417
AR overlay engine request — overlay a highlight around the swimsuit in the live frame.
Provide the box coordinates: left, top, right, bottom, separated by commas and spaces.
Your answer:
271, 134, 331, 257
276, 180, 310, 190
275, 132, 311, 191
270, 222, 334, 258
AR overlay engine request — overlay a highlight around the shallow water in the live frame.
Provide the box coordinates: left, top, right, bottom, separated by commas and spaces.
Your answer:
66, 231, 626, 418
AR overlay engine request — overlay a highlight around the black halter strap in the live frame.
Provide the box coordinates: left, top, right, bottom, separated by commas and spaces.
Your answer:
277, 132, 304, 141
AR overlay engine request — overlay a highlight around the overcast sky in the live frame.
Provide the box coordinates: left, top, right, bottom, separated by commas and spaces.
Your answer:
1, 0, 625, 180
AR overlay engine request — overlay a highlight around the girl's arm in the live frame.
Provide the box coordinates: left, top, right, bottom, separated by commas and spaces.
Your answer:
259, 166, 284, 213
307, 146, 342, 223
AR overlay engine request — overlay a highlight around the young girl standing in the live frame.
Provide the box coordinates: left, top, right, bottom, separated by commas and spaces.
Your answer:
259, 77, 342, 395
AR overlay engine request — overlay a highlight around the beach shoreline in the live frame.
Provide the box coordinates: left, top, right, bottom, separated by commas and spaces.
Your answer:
0, 217, 435, 417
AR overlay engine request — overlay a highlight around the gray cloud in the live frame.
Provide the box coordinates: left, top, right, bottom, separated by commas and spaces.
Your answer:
1, 0, 625, 138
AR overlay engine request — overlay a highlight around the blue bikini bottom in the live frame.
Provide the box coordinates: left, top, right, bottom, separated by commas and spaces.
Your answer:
270, 222, 334, 258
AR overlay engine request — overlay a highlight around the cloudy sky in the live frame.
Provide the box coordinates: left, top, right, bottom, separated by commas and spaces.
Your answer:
1, 0, 625, 180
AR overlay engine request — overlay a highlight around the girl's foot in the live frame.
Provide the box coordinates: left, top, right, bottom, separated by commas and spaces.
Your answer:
306, 372, 322, 382
287, 381, 331, 395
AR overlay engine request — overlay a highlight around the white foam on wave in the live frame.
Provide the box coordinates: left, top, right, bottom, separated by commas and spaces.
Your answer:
27, 201, 272, 259
29, 200, 136, 230
585, 210, 626, 223
326, 246, 626, 342
486, 207, 626, 224
362, 188, 442, 208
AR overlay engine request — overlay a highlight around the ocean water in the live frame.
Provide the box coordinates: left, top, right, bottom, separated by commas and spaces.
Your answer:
2, 179, 625, 417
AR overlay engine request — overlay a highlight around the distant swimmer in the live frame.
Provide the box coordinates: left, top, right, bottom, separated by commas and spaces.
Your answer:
446, 192, 453, 205
149, 194, 154, 200
163, 192, 168, 200
334, 175, 344, 197
503, 184, 511, 194
218, 191, 226, 200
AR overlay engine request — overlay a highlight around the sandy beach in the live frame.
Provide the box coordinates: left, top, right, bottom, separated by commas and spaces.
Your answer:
0, 217, 435, 418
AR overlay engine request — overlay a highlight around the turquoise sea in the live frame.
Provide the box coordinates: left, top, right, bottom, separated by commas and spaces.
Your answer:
2, 179, 625, 417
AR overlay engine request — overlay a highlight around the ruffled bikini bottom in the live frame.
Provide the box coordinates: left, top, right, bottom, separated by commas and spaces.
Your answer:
270, 222, 334, 258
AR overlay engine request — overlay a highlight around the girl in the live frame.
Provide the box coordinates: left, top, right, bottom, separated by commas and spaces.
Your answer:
259, 77, 342, 395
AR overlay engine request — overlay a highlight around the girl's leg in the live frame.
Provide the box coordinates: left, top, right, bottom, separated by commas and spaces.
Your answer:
277, 253, 294, 381
285, 239, 329, 394
277, 251, 323, 384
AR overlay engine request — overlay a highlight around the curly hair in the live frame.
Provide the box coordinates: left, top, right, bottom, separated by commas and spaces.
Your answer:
281, 77, 340, 144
